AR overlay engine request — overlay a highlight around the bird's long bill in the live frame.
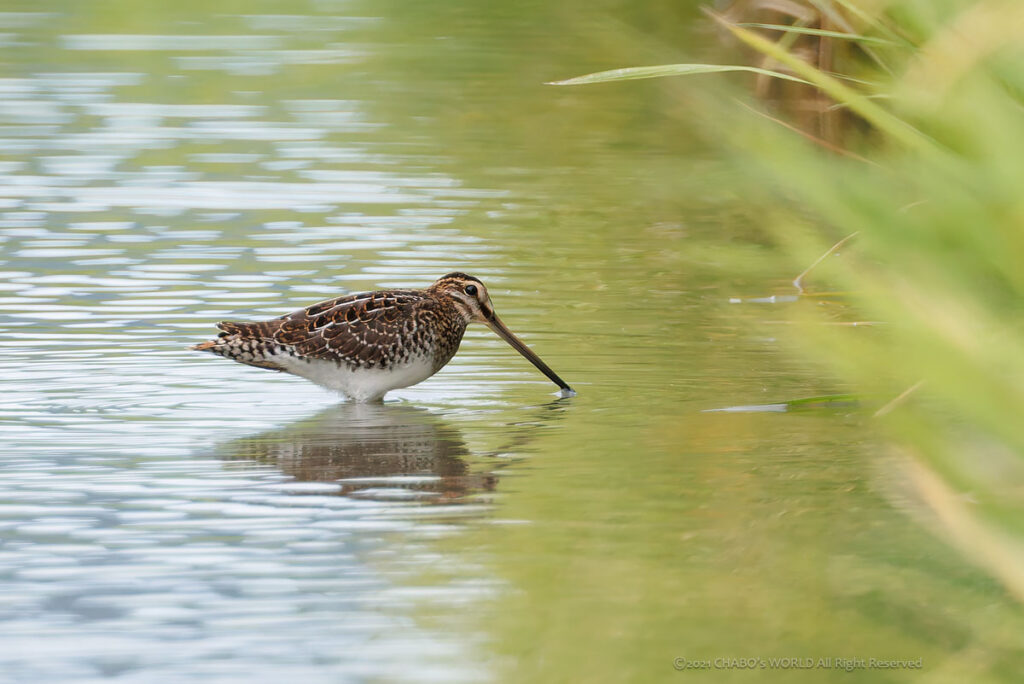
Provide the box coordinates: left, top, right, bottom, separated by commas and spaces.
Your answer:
485, 314, 574, 393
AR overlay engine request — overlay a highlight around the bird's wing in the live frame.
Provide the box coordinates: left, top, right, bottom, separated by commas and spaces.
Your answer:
261, 290, 432, 367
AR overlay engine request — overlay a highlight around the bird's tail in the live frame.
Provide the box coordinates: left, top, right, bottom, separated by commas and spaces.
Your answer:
189, 321, 284, 371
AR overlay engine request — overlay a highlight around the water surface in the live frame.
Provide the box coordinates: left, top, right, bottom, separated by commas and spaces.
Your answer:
2, 2, 1023, 682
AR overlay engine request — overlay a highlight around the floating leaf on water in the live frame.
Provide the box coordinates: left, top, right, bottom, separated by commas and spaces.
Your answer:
704, 394, 860, 413
728, 295, 800, 304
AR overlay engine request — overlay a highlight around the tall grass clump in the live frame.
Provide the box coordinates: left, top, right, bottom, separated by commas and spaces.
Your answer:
554, 0, 1024, 600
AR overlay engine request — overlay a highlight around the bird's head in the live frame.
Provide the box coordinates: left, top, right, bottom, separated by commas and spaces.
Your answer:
428, 272, 495, 324
428, 272, 574, 394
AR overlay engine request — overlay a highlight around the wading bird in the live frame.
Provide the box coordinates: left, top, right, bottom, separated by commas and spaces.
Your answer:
191, 272, 574, 402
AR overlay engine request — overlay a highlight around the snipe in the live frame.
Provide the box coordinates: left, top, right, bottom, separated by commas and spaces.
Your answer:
191, 272, 574, 402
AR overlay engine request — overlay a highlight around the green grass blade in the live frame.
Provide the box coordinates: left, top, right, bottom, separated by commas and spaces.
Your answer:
736, 22, 899, 46
709, 12, 932, 151
827, 0, 912, 46
547, 63, 811, 87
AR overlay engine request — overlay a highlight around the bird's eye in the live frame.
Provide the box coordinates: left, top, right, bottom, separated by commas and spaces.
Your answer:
464, 284, 478, 296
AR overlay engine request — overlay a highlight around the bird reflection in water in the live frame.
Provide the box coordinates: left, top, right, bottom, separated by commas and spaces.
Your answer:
221, 403, 496, 502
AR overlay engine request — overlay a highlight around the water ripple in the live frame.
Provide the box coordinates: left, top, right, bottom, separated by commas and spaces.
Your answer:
0, 6, 520, 681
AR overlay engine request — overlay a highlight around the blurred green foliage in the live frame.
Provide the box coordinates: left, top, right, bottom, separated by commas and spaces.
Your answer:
505, 1, 1024, 679
714, 0, 1024, 602
555, 0, 1024, 603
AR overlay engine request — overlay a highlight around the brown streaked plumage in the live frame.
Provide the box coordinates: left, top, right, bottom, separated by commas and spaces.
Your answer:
190, 273, 574, 402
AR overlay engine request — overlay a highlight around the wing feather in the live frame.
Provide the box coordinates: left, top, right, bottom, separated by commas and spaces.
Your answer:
271, 290, 431, 367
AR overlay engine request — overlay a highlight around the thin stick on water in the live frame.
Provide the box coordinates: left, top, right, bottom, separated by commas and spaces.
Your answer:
874, 380, 925, 418
793, 231, 859, 294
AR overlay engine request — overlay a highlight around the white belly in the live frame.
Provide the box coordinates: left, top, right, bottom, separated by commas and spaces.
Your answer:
273, 354, 437, 402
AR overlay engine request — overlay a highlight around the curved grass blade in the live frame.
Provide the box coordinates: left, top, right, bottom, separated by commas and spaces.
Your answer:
827, 0, 911, 47
547, 63, 811, 87
706, 11, 932, 152
735, 22, 899, 46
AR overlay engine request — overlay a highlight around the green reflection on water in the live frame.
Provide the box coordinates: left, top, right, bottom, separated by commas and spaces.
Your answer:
342, 3, 1024, 682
